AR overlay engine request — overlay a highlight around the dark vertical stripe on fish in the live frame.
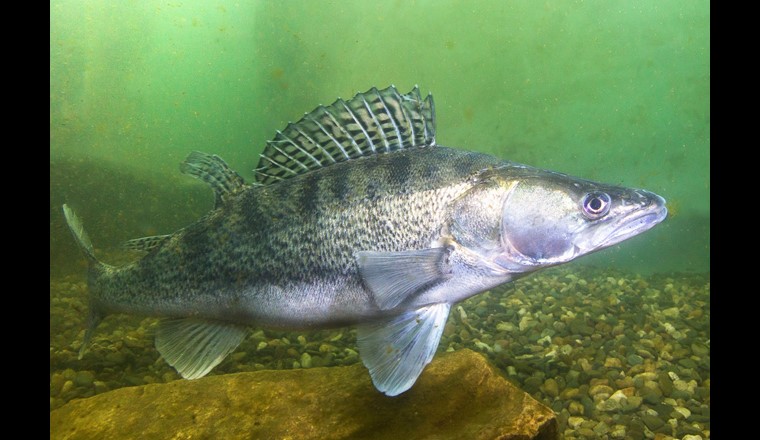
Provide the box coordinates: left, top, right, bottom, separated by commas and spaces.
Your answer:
299, 172, 321, 215
329, 166, 353, 202
388, 152, 413, 192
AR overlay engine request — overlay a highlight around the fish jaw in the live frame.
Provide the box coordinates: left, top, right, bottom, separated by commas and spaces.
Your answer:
583, 190, 668, 251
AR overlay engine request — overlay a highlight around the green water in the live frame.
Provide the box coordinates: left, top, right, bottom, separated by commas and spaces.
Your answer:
50, 1, 709, 274
50, 2, 710, 436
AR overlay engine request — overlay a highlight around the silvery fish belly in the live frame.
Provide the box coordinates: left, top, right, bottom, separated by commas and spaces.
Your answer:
63, 85, 668, 396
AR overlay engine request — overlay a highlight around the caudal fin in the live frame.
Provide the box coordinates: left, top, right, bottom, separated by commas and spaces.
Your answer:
62, 204, 97, 264
62, 204, 104, 359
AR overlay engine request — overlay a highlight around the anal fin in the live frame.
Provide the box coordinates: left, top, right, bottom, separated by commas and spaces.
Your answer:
357, 303, 451, 396
155, 318, 248, 380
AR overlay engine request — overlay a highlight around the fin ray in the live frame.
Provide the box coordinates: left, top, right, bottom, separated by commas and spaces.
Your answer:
356, 248, 451, 310
62, 204, 107, 358
180, 151, 246, 208
155, 318, 248, 380
62, 204, 96, 263
254, 85, 436, 185
357, 303, 451, 396
122, 234, 172, 253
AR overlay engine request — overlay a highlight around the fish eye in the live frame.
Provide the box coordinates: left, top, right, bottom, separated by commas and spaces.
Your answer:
581, 192, 611, 219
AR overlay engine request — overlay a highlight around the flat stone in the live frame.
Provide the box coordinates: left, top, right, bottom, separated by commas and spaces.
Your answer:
51, 349, 558, 440
627, 354, 644, 366
569, 318, 594, 336
640, 387, 662, 405
560, 387, 580, 400
690, 342, 709, 356
568, 401, 585, 416
567, 416, 585, 429
658, 372, 674, 395
604, 357, 623, 368
589, 384, 614, 397
641, 413, 665, 431
541, 378, 559, 397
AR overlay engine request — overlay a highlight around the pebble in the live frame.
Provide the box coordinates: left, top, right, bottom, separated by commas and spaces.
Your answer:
567, 416, 585, 429
658, 373, 674, 395
518, 315, 535, 331
300, 352, 312, 368
593, 421, 610, 436
622, 396, 643, 412
93, 381, 109, 394
51, 373, 65, 395
642, 413, 665, 430
569, 318, 594, 336
639, 385, 662, 404
229, 352, 247, 362
51, 269, 709, 437
61, 380, 75, 394
541, 378, 559, 397
74, 371, 95, 388
588, 384, 613, 398
690, 342, 709, 356
672, 379, 695, 397
627, 354, 644, 366
672, 406, 691, 419
577, 358, 592, 372
318, 343, 336, 353
523, 376, 543, 393
568, 401, 585, 415
609, 424, 626, 438
559, 387, 580, 400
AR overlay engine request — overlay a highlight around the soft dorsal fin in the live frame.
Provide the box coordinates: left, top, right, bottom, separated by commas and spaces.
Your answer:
122, 234, 172, 253
254, 85, 436, 185
180, 151, 247, 208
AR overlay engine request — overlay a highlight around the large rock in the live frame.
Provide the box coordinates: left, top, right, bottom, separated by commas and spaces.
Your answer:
51, 349, 557, 440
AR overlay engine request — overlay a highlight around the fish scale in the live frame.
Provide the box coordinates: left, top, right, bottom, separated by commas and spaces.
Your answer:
63, 85, 667, 396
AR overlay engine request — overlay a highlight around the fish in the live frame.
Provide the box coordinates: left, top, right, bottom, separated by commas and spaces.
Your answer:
62, 85, 668, 396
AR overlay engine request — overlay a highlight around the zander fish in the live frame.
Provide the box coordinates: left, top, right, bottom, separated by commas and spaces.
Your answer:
63, 85, 667, 396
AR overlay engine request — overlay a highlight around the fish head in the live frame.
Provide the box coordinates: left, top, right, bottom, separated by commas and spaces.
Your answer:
448, 165, 668, 276
492, 166, 668, 273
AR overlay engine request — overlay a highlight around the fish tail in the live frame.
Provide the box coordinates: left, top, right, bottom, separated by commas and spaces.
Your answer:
62, 204, 106, 359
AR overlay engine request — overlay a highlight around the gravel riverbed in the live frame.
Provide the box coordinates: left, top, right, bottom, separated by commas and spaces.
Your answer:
50, 265, 709, 439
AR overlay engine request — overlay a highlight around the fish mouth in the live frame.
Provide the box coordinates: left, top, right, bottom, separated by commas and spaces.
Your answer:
592, 193, 668, 249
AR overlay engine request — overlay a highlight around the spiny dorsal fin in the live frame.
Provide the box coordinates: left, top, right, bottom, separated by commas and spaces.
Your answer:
122, 234, 172, 253
180, 151, 247, 208
254, 85, 436, 185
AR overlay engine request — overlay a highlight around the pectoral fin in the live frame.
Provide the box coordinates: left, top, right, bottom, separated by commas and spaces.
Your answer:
356, 248, 450, 310
357, 303, 451, 396
155, 318, 248, 380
